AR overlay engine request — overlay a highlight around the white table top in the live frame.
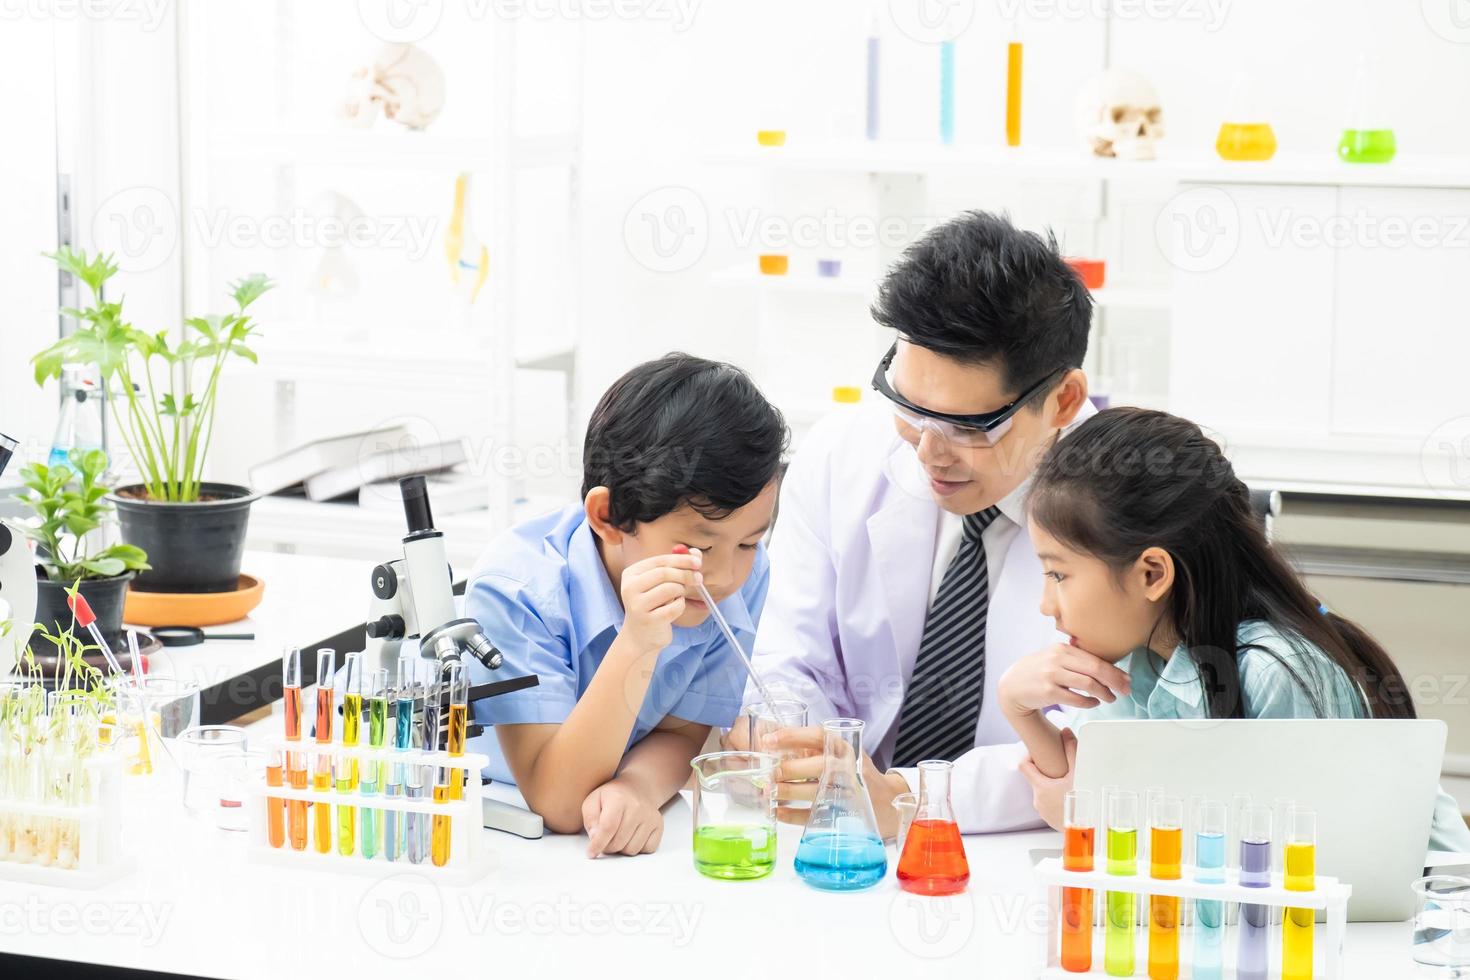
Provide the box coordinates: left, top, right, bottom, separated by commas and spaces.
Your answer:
0, 760, 1423, 979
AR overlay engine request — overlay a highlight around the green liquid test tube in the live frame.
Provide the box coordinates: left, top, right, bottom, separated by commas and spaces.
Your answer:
1105, 790, 1139, 977
361, 667, 389, 860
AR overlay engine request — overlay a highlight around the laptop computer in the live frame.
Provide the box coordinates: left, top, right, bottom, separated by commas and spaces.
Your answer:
1073, 718, 1449, 920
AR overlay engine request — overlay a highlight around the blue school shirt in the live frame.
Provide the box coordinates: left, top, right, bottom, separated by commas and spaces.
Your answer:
463, 505, 768, 786
1080, 619, 1470, 855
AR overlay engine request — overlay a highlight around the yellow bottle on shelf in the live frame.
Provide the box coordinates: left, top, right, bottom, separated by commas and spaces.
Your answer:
1216, 70, 1276, 162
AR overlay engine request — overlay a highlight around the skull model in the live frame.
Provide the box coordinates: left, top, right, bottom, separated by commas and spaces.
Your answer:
342, 43, 447, 131
1075, 69, 1164, 161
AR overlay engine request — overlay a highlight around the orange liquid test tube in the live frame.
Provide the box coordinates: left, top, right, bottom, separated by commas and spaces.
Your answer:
281, 648, 308, 851
1005, 40, 1023, 147
1061, 790, 1095, 973
313, 648, 336, 854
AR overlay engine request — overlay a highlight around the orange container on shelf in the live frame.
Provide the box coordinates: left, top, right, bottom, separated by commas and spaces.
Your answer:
1065, 257, 1106, 290
758, 254, 790, 276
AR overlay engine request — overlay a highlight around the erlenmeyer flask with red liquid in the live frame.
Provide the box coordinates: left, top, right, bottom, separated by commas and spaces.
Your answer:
896, 759, 970, 895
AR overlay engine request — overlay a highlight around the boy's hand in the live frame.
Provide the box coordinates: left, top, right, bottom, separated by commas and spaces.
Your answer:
998, 642, 1131, 717
618, 550, 702, 653
582, 778, 664, 858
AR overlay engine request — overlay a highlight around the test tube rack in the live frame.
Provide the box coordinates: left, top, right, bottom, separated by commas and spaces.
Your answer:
1034, 857, 1352, 979
246, 737, 495, 885
0, 753, 133, 889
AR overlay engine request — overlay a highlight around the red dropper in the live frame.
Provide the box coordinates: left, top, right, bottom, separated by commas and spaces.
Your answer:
68, 592, 98, 628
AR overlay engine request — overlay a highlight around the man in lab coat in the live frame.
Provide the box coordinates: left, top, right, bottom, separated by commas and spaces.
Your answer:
746, 211, 1106, 836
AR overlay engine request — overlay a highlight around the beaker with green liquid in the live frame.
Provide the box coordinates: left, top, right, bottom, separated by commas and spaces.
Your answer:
690, 751, 779, 880
1338, 55, 1395, 163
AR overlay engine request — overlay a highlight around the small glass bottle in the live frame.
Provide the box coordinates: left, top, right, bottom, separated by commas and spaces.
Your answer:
47, 367, 106, 473
794, 718, 887, 891
1216, 71, 1277, 162
896, 759, 969, 895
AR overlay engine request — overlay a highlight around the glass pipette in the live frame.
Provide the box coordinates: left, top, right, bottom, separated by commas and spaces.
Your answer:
670, 546, 796, 727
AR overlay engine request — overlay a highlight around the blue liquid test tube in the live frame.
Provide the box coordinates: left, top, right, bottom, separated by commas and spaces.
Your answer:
390, 654, 417, 863
1237, 805, 1273, 980
1192, 800, 1228, 980
938, 39, 956, 145
865, 9, 880, 141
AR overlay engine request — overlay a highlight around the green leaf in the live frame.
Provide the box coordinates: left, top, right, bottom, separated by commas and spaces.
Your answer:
79, 557, 125, 578
98, 543, 150, 570
231, 273, 275, 310
63, 514, 100, 538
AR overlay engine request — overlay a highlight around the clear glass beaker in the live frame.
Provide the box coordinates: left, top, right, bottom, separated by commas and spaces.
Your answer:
178, 725, 248, 817
689, 751, 779, 881
794, 718, 887, 891
896, 759, 969, 895
743, 697, 810, 810
1411, 875, 1470, 972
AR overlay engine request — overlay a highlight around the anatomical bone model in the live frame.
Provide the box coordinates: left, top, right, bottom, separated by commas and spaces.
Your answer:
1075, 69, 1164, 160
341, 43, 446, 131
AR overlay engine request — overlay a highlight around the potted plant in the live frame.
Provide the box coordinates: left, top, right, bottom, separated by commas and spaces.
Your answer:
33, 248, 274, 593
13, 448, 150, 664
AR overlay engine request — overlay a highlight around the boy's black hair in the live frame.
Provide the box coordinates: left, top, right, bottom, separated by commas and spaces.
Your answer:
870, 210, 1092, 399
582, 353, 789, 531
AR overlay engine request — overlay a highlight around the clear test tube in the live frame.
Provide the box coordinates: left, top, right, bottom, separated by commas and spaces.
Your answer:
1104, 789, 1139, 977
1192, 800, 1228, 980
1227, 792, 1252, 926
417, 662, 442, 861
1281, 807, 1317, 980
1271, 797, 1294, 924
1060, 789, 1096, 973
1148, 795, 1184, 980
312, 648, 336, 854
1237, 804, 1273, 980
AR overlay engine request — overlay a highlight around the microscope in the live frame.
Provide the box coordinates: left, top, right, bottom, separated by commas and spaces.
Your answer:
365, 474, 543, 839
0, 433, 38, 677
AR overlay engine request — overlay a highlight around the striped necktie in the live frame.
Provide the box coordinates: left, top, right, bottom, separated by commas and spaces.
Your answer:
891, 505, 1003, 768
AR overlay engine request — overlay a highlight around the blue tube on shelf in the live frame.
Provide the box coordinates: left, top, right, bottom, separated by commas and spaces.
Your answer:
939, 39, 956, 145
866, 21, 880, 141
1193, 829, 1227, 979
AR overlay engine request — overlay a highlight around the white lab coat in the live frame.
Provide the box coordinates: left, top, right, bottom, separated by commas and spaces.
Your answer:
752, 398, 1095, 833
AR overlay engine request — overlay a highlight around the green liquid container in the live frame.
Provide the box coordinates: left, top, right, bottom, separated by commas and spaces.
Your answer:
693, 824, 776, 880
1338, 128, 1396, 164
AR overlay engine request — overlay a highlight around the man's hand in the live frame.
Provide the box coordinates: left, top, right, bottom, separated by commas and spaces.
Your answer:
618, 551, 702, 654
759, 727, 910, 839
582, 779, 664, 858
1018, 726, 1078, 831
998, 642, 1131, 718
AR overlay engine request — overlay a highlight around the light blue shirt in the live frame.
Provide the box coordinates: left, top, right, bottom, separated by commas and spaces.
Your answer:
1080, 620, 1470, 855
463, 504, 769, 785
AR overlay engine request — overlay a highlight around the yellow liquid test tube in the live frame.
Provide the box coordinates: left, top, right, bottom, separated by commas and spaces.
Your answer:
1005, 40, 1023, 147
1148, 796, 1183, 980
312, 648, 336, 854
431, 662, 468, 868
337, 651, 362, 856
1282, 807, 1317, 980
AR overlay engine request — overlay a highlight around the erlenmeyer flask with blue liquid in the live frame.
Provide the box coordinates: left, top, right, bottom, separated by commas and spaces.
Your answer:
794, 718, 887, 891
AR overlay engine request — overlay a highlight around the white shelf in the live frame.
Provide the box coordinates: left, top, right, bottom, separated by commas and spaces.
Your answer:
208, 128, 496, 172
706, 141, 1470, 190
233, 327, 495, 387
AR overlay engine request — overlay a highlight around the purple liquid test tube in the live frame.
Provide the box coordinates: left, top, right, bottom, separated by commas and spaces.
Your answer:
1237, 806, 1273, 980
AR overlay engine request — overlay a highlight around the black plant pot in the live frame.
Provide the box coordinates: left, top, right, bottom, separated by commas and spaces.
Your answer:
29, 569, 136, 673
111, 482, 258, 594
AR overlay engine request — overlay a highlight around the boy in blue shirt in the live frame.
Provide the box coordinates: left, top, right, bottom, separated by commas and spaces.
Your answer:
466, 353, 787, 857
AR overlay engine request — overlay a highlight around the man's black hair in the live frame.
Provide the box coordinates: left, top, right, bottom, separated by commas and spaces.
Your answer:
870, 210, 1092, 398
582, 353, 789, 530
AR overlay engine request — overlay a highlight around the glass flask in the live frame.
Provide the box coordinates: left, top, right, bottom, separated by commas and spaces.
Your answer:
689, 751, 779, 880
896, 759, 969, 895
1216, 70, 1277, 162
794, 718, 887, 891
1338, 55, 1395, 163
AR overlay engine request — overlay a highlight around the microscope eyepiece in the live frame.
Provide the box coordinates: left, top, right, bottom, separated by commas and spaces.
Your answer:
399, 474, 435, 536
